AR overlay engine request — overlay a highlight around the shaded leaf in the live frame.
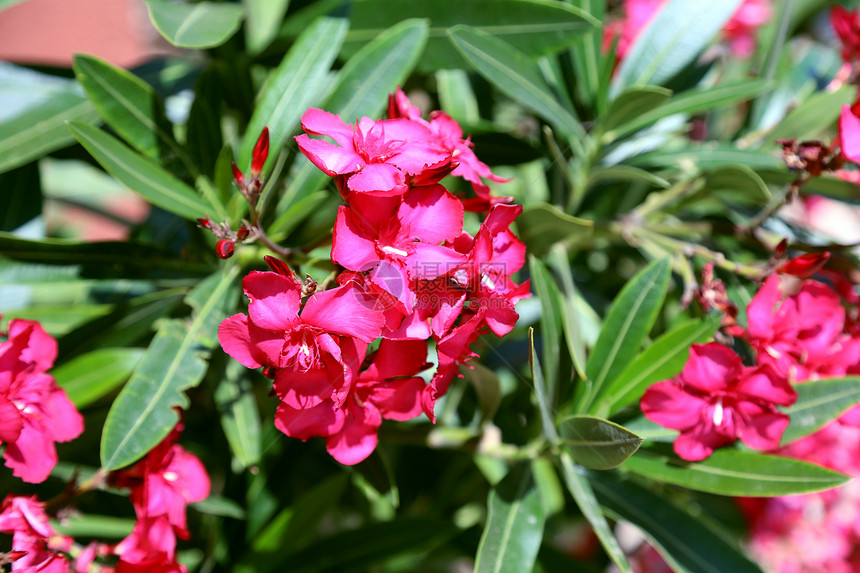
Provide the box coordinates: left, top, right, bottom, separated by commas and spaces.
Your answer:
559, 416, 643, 470
53, 348, 145, 408
475, 462, 546, 573
243, 0, 290, 55
781, 377, 860, 445
528, 328, 558, 443
704, 165, 771, 205
602, 86, 672, 134
145, 0, 244, 49
216, 360, 262, 468
589, 165, 670, 189
0, 162, 42, 232
629, 144, 783, 171
100, 267, 240, 470
625, 444, 850, 496
52, 515, 134, 539
516, 203, 593, 256
529, 256, 563, 403
464, 362, 503, 423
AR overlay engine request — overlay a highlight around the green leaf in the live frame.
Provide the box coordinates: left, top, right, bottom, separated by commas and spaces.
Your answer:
584, 258, 671, 413
243, 0, 290, 54
559, 416, 643, 470
187, 68, 224, 177
0, 162, 42, 232
529, 328, 559, 443
464, 362, 503, 423
600, 316, 721, 415
53, 348, 145, 408
67, 121, 217, 221
605, 80, 771, 142
0, 91, 100, 175
626, 445, 850, 496
612, 0, 744, 95
100, 267, 240, 470
239, 17, 348, 172
769, 87, 855, 142
341, 0, 597, 72
474, 462, 546, 573
546, 246, 589, 380
52, 515, 134, 539
704, 165, 771, 205
193, 495, 246, 519
448, 25, 585, 141
529, 256, 563, 403
72, 54, 175, 161
602, 86, 672, 134
516, 203, 593, 256
436, 69, 481, 126
216, 360, 262, 469
558, 452, 633, 573
781, 377, 860, 446
761, 170, 860, 205
629, 143, 783, 171
568, 0, 605, 109
145, 0, 244, 49
589, 165, 670, 189
591, 472, 764, 573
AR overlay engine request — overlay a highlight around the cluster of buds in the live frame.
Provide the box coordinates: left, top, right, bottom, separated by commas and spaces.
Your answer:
769, 238, 831, 279
232, 127, 269, 208
777, 139, 843, 177
196, 216, 252, 259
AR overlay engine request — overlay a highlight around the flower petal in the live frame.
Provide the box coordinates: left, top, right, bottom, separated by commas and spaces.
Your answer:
244, 271, 302, 331
681, 343, 743, 392
218, 314, 263, 369
301, 284, 385, 343
641, 380, 710, 431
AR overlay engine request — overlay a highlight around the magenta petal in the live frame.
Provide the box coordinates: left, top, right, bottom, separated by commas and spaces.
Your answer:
673, 420, 734, 461
398, 185, 464, 244
3, 421, 57, 483
331, 207, 380, 271
325, 402, 382, 465
166, 446, 210, 504
347, 163, 407, 195
641, 380, 710, 431
736, 365, 796, 407
840, 104, 860, 162
301, 284, 385, 343
8, 319, 57, 373
736, 402, 790, 451
244, 271, 302, 331
364, 339, 428, 381
218, 314, 263, 369
296, 134, 364, 176
300, 108, 355, 147
42, 387, 84, 442
368, 376, 426, 421
408, 244, 468, 280
273, 368, 333, 407
681, 343, 742, 392
274, 399, 344, 440
0, 396, 22, 444
746, 275, 782, 341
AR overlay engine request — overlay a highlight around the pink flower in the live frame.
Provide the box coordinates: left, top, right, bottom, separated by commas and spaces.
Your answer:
0, 318, 84, 483
114, 516, 185, 573
641, 343, 796, 461
839, 102, 860, 163
295, 108, 451, 198
113, 424, 210, 538
0, 495, 71, 572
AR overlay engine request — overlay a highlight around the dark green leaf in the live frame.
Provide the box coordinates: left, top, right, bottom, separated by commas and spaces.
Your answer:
53, 348, 145, 408
589, 165, 670, 189
145, 0, 244, 49
584, 258, 671, 413
216, 360, 262, 468
100, 267, 239, 470
0, 91, 100, 175
448, 25, 585, 140
475, 462, 546, 573
568, 0, 605, 109
602, 86, 672, 134
781, 377, 860, 445
73, 54, 175, 161
67, 121, 215, 221
591, 472, 764, 573
341, 0, 597, 72
600, 316, 721, 415
193, 495, 246, 519
626, 445, 850, 496
529, 256, 563, 403
559, 416, 643, 470
529, 328, 558, 443
52, 515, 134, 539
187, 68, 224, 177
612, 0, 743, 94
546, 246, 588, 380
704, 165, 771, 205
0, 162, 42, 232
516, 203, 593, 256
464, 362, 503, 423
238, 17, 348, 171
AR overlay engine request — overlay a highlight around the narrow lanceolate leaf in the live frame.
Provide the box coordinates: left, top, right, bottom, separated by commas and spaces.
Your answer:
475, 462, 546, 573
601, 86, 672, 135
584, 258, 671, 413
73, 54, 175, 160
239, 17, 348, 171
625, 445, 850, 497
100, 267, 240, 470
216, 360, 262, 469
448, 26, 585, 141
516, 203, 593, 256
768, 87, 855, 142
67, 121, 216, 221
559, 416, 643, 470
558, 452, 633, 573
270, 19, 429, 231
547, 246, 588, 380
341, 0, 597, 72
528, 328, 559, 443
529, 257, 563, 404
780, 377, 860, 446
0, 92, 100, 175
145, 0, 244, 49
600, 316, 721, 416
243, 0, 290, 55
612, 0, 744, 96
568, 0, 605, 108
590, 472, 764, 573
53, 348, 145, 408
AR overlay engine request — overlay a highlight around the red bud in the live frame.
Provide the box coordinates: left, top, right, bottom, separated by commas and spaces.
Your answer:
231, 162, 245, 187
777, 251, 831, 278
264, 255, 292, 277
251, 127, 270, 175
236, 227, 250, 241
196, 217, 212, 229
216, 239, 235, 259
774, 238, 788, 257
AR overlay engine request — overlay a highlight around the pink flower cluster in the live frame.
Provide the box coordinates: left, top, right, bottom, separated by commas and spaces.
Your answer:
0, 424, 210, 572
218, 89, 528, 465
0, 318, 83, 483
604, 0, 772, 61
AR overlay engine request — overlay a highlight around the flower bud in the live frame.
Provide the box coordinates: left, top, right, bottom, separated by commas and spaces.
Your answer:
236, 227, 250, 241
231, 162, 245, 187
778, 252, 831, 278
216, 239, 235, 259
251, 127, 269, 176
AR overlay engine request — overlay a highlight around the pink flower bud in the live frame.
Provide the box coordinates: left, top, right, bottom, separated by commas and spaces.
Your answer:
236, 227, 250, 241
777, 252, 831, 278
196, 217, 212, 230
216, 239, 235, 259
264, 255, 292, 277
251, 127, 269, 175
231, 162, 245, 187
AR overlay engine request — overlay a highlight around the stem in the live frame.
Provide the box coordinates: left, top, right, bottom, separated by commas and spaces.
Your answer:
45, 468, 109, 513
636, 227, 765, 279
737, 175, 806, 234
247, 202, 292, 260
